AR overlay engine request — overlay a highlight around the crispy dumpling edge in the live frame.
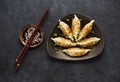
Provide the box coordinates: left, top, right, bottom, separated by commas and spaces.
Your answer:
62, 47, 91, 57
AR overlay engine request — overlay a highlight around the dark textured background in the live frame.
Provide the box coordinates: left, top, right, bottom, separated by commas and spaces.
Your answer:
0, 0, 120, 82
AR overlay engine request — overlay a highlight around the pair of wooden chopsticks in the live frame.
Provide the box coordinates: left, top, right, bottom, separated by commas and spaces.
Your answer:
14, 7, 49, 71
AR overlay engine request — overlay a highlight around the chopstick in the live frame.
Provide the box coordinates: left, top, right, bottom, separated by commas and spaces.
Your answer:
14, 7, 49, 71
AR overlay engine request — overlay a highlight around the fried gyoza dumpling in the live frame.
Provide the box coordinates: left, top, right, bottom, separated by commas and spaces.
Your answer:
72, 15, 81, 41
59, 20, 74, 41
77, 37, 100, 47
78, 20, 94, 41
51, 37, 77, 48
62, 48, 91, 57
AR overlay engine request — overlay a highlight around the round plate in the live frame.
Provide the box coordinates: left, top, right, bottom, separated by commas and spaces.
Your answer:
47, 13, 104, 61
19, 24, 44, 48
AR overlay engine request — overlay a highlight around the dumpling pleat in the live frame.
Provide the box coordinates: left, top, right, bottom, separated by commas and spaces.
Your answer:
51, 37, 77, 48
72, 15, 81, 41
59, 20, 74, 41
77, 37, 100, 47
62, 48, 91, 56
78, 20, 94, 41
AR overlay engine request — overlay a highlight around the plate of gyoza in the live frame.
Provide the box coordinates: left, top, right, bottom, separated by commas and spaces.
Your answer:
47, 13, 104, 61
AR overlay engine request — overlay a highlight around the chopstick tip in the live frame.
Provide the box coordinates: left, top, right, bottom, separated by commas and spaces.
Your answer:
14, 62, 20, 72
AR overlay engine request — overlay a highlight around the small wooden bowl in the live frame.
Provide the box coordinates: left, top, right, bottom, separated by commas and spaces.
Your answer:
19, 24, 44, 48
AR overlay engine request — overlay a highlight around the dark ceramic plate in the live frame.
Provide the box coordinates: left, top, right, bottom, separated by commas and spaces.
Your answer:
47, 13, 104, 61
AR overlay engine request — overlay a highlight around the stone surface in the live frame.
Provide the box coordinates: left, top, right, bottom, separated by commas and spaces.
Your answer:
0, 0, 120, 82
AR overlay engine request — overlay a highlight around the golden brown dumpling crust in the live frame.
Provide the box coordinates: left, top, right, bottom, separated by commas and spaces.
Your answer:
51, 37, 77, 48
78, 20, 94, 41
62, 48, 91, 57
77, 37, 100, 47
59, 20, 74, 41
72, 15, 81, 41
